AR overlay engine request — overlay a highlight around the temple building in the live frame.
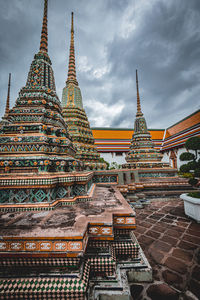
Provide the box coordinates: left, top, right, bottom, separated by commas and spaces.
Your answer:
91, 109, 200, 168
0, 1, 148, 299
124, 70, 169, 169
61, 13, 105, 170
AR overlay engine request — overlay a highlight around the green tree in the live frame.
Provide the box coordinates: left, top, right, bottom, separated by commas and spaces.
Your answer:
99, 157, 110, 170
180, 137, 200, 187
109, 162, 122, 170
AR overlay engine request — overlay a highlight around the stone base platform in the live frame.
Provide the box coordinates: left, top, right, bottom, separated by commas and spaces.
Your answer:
0, 185, 149, 299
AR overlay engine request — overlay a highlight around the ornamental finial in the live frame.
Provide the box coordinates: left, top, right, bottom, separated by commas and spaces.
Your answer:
136, 70, 143, 117
66, 12, 78, 85
4, 73, 11, 118
39, 0, 48, 53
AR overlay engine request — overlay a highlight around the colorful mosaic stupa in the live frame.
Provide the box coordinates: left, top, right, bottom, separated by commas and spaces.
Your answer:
0, 0, 76, 175
125, 70, 169, 169
0, 0, 93, 205
0, 4, 151, 299
62, 13, 106, 170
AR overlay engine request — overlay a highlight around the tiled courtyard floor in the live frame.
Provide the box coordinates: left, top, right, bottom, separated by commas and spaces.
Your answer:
131, 198, 200, 300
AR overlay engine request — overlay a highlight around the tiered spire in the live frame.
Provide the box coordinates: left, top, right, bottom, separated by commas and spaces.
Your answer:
61, 13, 106, 170
39, 0, 48, 53
4, 73, 11, 118
66, 12, 78, 85
136, 70, 143, 117
0, 0, 76, 175
124, 69, 167, 168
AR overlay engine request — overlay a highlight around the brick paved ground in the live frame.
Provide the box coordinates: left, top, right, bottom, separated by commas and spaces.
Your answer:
130, 198, 200, 300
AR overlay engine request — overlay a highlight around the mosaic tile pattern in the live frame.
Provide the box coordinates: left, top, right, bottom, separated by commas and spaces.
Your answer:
0, 0, 77, 176
0, 257, 80, 267
61, 13, 106, 170
125, 71, 170, 169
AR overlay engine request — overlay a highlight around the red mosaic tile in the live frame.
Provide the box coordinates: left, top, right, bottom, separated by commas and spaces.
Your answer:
171, 249, 193, 264
146, 230, 161, 239
138, 235, 155, 247
151, 240, 172, 253
151, 224, 167, 233
176, 221, 189, 228
150, 249, 164, 264
162, 270, 183, 286
161, 235, 178, 246
161, 218, 174, 224
178, 240, 197, 251
163, 257, 188, 274
186, 229, 200, 237
138, 221, 153, 228
182, 234, 200, 246
188, 223, 200, 232
135, 225, 147, 234
166, 229, 183, 238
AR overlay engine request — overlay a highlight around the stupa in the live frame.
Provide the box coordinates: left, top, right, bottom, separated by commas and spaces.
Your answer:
0, 1, 77, 176
62, 13, 106, 170
0, 2, 148, 299
0, 0, 93, 205
125, 70, 169, 169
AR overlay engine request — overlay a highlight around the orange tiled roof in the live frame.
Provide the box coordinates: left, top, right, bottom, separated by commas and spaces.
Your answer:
165, 110, 200, 138
91, 128, 164, 152
91, 110, 200, 152
92, 128, 164, 140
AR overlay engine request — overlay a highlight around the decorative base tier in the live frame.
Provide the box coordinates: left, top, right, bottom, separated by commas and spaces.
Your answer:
0, 171, 94, 208
0, 185, 146, 299
123, 161, 171, 169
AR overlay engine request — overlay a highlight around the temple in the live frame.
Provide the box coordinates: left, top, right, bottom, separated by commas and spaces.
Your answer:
0, 2, 148, 299
62, 13, 105, 170
124, 70, 170, 169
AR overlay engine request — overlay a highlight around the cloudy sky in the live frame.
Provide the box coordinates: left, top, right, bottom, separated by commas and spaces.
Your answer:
0, 0, 199, 129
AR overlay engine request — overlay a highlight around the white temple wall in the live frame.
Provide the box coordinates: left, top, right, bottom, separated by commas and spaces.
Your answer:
99, 147, 199, 170
161, 152, 170, 164
99, 152, 126, 165
162, 147, 199, 170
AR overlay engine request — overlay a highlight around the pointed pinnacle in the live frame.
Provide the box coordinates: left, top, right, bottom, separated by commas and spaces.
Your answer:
39, 0, 48, 53
66, 12, 78, 85
136, 70, 143, 117
4, 73, 11, 118
71, 12, 74, 33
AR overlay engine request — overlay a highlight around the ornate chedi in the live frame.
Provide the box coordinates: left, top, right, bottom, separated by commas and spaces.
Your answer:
62, 13, 106, 170
125, 70, 169, 168
0, 0, 91, 205
0, 4, 150, 299
0, 0, 76, 175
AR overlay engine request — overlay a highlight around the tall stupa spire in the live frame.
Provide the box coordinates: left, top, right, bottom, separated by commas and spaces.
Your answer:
67, 12, 78, 85
0, 0, 76, 175
136, 70, 143, 117
4, 73, 11, 118
61, 13, 106, 170
39, 0, 48, 53
124, 70, 168, 169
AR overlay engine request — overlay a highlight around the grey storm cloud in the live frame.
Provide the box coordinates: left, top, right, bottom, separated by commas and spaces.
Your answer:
0, 0, 199, 129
